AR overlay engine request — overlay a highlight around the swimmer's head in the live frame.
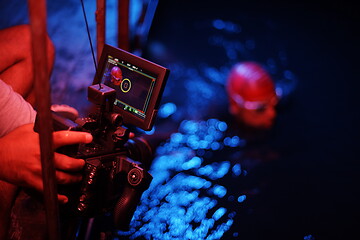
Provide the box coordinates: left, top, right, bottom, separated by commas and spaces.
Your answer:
226, 62, 278, 129
111, 66, 122, 86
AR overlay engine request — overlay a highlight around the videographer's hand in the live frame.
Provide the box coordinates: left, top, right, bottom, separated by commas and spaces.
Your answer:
0, 123, 92, 203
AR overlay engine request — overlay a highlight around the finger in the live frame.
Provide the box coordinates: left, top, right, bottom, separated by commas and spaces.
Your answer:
23, 176, 70, 204
58, 194, 68, 204
55, 170, 83, 185
53, 131, 93, 149
28, 179, 44, 195
54, 153, 85, 172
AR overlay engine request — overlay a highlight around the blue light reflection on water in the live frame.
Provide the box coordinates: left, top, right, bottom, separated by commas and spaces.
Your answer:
118, 119, 247, 239
158, 102, 177, 118
116, 15, 297, 239
232, 163, 242, 176
237, 195, 247, 203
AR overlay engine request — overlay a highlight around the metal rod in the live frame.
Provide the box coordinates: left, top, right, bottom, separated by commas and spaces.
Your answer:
140, 0, 159, 48
27, 0, 60, 239
118, 0, 130, 51
132, 0, 159, 54
96, 0, 106, 61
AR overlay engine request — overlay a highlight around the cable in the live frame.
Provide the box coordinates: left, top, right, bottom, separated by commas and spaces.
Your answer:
80, 0, 98, 72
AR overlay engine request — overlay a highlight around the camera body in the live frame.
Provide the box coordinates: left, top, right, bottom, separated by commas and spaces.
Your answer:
54, 85, 153, 230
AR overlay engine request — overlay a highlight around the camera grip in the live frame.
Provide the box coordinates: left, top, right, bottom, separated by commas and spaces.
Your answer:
113, 166, 152, 231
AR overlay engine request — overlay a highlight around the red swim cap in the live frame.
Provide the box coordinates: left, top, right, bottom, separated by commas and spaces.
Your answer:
226, 62, 277, 129
111, 66, 122, 79
226, 62, 275, 102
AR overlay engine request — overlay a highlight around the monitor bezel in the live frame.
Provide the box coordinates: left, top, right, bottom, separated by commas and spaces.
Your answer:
93, 44, 169, 131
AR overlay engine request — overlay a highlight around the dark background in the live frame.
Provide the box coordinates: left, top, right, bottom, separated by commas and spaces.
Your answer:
148, 2, 360, 238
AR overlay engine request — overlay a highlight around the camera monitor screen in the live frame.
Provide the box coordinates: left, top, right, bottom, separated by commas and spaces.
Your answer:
93, 44, 169, 131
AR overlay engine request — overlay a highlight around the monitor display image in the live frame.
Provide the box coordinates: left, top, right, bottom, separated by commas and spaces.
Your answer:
93, 45, 169, 131
101, 56, 155, 119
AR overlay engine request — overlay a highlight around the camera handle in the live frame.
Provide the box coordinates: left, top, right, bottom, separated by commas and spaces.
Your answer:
65, 157, 153, 239
113, 156, 153, 231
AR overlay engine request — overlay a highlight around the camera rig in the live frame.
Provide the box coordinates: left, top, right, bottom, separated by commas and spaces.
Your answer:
43, 45, 169, 239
